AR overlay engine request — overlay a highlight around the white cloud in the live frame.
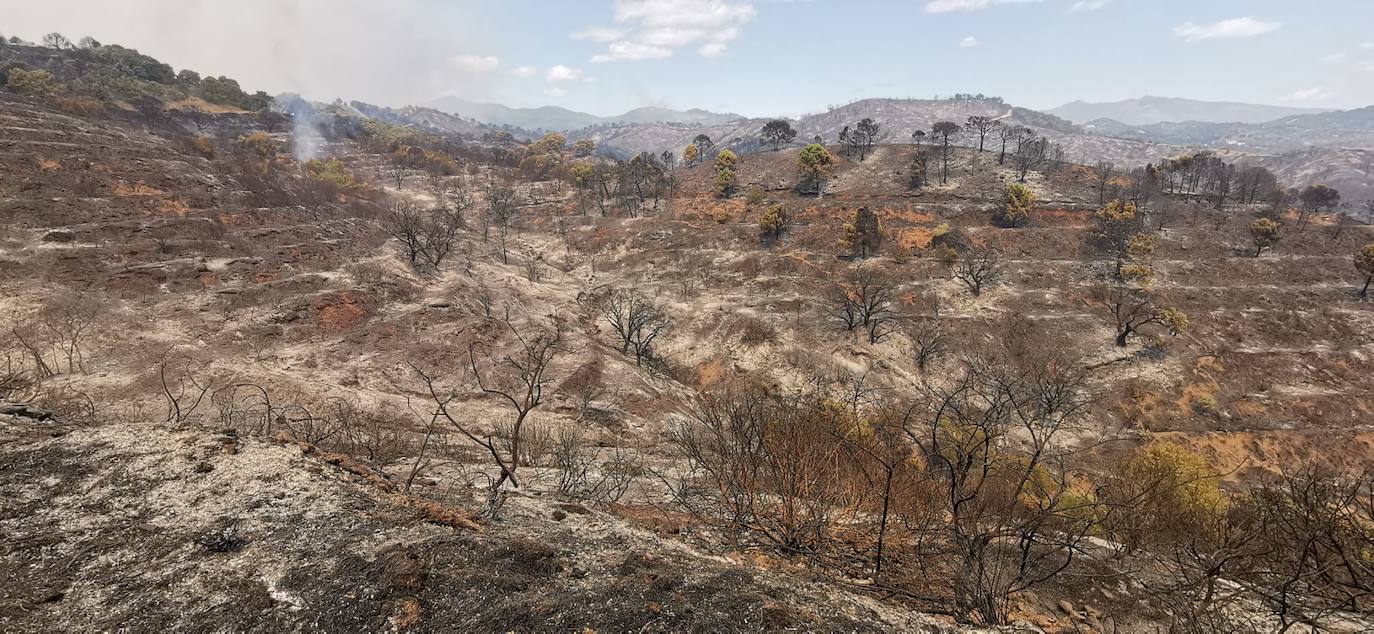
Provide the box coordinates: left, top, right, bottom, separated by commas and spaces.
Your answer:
1282, 86, 1335, 102
924, 0, 1042, 14
1069, 0, 1108, 11
1320, 52, 1347, 64
450, 54, 499, 73
582, 0, 756, 62
572, 27, 627, 42
511, 65, 538, 78
699, 41, 728, 56
591, 40, 674, 62
543, 87, 569, 98
1173, 17, 1280, 42
1361, 42, 1374, 50
545, 64, 585, 81
959, 36, 979, 48
1360, 60, 1374, 73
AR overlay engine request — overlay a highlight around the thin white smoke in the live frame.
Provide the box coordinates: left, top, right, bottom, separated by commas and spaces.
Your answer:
289, 101, 322, 163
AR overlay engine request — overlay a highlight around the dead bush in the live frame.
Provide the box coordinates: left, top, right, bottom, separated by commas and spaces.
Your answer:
521, 247, 543, 282
0, 349, 36, 402
911, 319, 947, 371
497, 419, 553, 469
51, 95, 107, 118
0, 331, 95, 422
551, 427, 642, 504
28, 382, 97, 425
558, 357, 605, 420
176, 134, 215, 159
379, 197, 464, 275
231, 153, 295, 208
832, 264, 897, 344
667, 386, 864, 553
553, 427, 598, 497
953, 247, 1003, 296
414, 316, 566, 513
211, 383, 277, 435
596, 446, 643, 504
346, 261, 421, 305
71, 172, 105, 197
737, 317, 777, 347
469, 284, 498, 319
208, 382, 356, 451
157, 347, 215, 423
780, 345, 827, 374
597, 288, 672, 367
332, 400, 413, 465
5, 290, 101, 377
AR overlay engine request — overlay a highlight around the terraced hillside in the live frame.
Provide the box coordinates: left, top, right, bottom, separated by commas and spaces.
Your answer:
3, 91, 1373, 631
669, 144, 1374, 473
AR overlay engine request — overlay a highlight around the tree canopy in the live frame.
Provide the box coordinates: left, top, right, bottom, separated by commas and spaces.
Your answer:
796, 143, 834, 195
761, 119, 797, 150
1001, 183, 1034, 228
713, 149, 738, 198
840, 207, 882, 258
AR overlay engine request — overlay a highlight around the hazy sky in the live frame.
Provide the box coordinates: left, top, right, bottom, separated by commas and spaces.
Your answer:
4, 0, 1373, 117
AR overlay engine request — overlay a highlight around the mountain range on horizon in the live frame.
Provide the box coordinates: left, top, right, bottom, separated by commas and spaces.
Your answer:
426, 95, 745, 132
430, 93, 1346, 135
1046, 96, 1332, 126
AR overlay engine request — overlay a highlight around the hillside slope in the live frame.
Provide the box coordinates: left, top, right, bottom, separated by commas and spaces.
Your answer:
1255, 147, 1374, 209
4, 87, 1373, 631
0, 415, 963, 632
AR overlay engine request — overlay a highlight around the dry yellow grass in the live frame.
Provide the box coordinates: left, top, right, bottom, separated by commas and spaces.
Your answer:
157, 198, 190, 217
896, 226, 935, 250
1176, 355, 1224, 416
167, 96, 249, 114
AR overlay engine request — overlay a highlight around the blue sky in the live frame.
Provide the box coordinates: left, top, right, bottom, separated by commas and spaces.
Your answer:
5, 0, 1374, 116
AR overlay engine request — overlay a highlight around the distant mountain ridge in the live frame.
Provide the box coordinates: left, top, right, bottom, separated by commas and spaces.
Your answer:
564, 97, 1189, 169
427, 96, 743, 132
1080, 105, 1374, 154
1049, 96, 1330, 126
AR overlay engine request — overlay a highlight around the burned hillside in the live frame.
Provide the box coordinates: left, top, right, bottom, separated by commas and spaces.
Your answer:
2, 35, 1374, 633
